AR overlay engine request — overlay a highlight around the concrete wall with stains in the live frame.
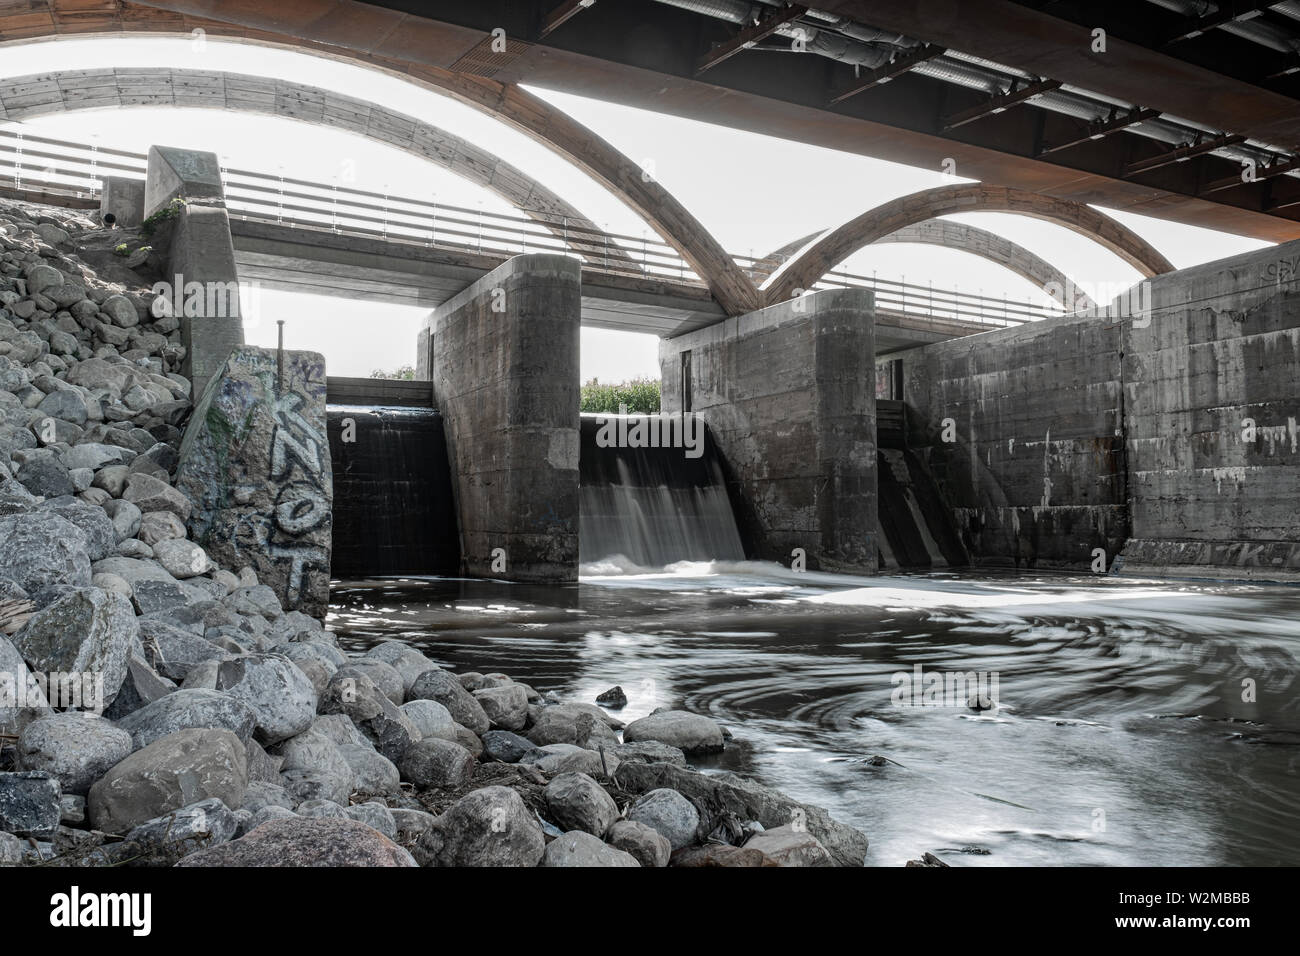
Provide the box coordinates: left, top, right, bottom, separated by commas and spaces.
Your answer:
1122, 240, 1300, 577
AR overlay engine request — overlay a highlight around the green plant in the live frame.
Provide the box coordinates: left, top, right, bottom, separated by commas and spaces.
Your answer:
113, 243, 129, 256
369, 365, 416, 381
140, 196, 188, 238
581, 377, 661, 414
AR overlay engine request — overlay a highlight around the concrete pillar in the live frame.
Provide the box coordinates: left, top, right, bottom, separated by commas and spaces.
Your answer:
659, 288, 878, 572
144, 145, 225, 220
424, 253, 581, 581
144, 144, 244, 401
99, 176, 145, 229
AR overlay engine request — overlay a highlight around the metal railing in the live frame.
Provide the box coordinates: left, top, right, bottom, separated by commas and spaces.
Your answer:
0, 127, 1056, 326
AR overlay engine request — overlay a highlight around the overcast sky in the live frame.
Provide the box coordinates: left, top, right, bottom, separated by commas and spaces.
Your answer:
0, 36, 1274, 379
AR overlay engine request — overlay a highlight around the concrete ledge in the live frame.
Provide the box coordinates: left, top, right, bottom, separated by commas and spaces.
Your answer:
1118, 537, 1300, 583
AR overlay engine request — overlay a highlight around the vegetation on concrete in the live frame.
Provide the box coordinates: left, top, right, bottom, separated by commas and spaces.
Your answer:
140, 196, 187, 239
369, 365, 417, 381
581, 377, 661, 414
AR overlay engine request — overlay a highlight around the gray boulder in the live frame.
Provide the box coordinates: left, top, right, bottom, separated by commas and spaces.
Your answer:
317, 672, 419, 763
407, 668, 490, 734
338, 744, 400, 797
175, 817, 416, 867
335, 659, 403, 705
399, 737, 476, 789
0, 770, 62, 838
114, 688, 258, 751
606, 819, 671, 867
399, 698, 457, 741
543, 771, 619, 837
364, 640, 436, 692
541, 831, 640, 867
623, 710, 725, 756
39, 498, 116, 561
343, 801, 397, 840
627, 788, 701, 851
16, 713, 133, 795
481, 730, 539, 764
120, 797, 239, 866
0, 511, 92, 593
417, 786, 544, 867
473, 683, 529, 731
10, 587, 136, 705
87, 727, 248, 834
211, 654, 316, 745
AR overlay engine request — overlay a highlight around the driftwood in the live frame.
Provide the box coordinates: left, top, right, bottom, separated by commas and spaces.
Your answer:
0, 598, 34, 635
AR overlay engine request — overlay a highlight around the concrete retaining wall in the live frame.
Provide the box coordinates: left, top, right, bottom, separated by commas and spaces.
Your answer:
659, 289, 878, 572
1122, 240, 1300, 578
423, 253, 581, 581
898, 311, 1128, 569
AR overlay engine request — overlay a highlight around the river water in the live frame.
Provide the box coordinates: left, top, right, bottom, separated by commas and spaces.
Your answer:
328, 563, 1300, 867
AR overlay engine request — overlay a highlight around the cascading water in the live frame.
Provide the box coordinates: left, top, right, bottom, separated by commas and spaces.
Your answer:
578, 414, 745, 568
327, 405, 460, 576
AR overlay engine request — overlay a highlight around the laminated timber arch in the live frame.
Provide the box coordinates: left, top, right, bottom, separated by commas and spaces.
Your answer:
0, 67, 612, 251
751, 221, 1097, 309
0, 6, 762, 315
765, 184, 1176, 305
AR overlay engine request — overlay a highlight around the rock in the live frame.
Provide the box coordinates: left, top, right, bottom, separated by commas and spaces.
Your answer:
0, 633, 50, 737
318, 672, 419, 763
63, 443, 131, 473
279, 766, 350, 806
417, 786, 544, 867
364, 641, 436, 693
0, 511, 92, 593
623, 710, 725, 755
10, 587, 136, 706
239, 780, 295, 815
101, 294, 140, 328
671, 844, 777, 867
343, 801, 397, 840
115, 689, 257, 751
596, 685, 628, 708
224, 584, 282, 620
40, 497, 116, 561
628, 788, 701, 851
16, 714, 133, 795
60, 793, 87, 825
87, 728, 248, 834
241, 805, 296, 835
743, 824, 833, 866
541, 831, 640, 867
136, 510, 187, 546
153, 538, 210, 579
614, 740, 688, 767
453, 724, 484, 759
519, 743, 619, 778
136, 619, 228, 681
607, 819, 671, 867
399, 737, 476, 789
614, 762, 868, 868
905, 852, 951, 868
212, 654, 316, 745
174, 347, 331, 617
274, 730, 353, 798
102, 499, 143, 541
0, 770, 61, 837
407, 668, 490, 734
544, 771, 619, 837
390, 807, 436, 848
120, 797, 238, 865
335, 659, 403, 705
122, 472, 191, 520
338, 744, 400, 797
309, 713, 371, 750
296, 798, 349, 821
175, 817, 416, 867
399, 698, 457, 742
18, 456, 74, 497
36, 388, 87, 426
0, 831, 24, 863
526, 703, 621, 750
101, 654, 175, 721
473, 683, 529, 731
481, 730, 539, 764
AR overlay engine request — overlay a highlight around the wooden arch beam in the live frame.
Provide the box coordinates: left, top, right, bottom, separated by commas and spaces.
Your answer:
764, 183, 1175, 305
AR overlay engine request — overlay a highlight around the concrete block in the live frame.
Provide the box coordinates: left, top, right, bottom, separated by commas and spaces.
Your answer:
145, 144, 224, 220
99, 176, 145, 229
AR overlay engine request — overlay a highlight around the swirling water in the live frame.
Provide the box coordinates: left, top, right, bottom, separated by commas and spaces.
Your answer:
328, 563, 1300, 866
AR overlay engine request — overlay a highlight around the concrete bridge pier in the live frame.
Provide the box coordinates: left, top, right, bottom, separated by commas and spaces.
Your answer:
419, 254, 582, 582
659, 289, 879, 573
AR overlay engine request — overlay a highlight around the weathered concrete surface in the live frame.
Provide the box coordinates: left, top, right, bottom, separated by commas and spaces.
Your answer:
175, 346, 332, 616
1121, 240, 1300, 578
99, 176, 145, 229
167, 204, 244, 401
145, 145, 224, 220
659, 289, 878, 571
898, 310, 1128, 569
422, 254, 580, 582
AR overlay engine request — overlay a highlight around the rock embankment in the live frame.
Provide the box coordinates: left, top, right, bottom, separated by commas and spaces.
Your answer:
0, 197, 868, 867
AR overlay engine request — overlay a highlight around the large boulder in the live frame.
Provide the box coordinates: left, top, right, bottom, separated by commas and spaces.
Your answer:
120, 798, 239, 866
743, 824, 834, 866
606, 819, 671, 868
317, 672, 418, 763
0, 770, 61, 838
543, 771, 619, 837
614, 762, 869, 867
526, 703, 620, 750
407, 668, 490, 734
473, 683, 529, 731
627, 788, 701, 851
399, 737, 476, 789
87, 728, 248, 834
417, 786, 544, 867
211, 654, 316, 745
16, 713, 133, 795
10, 587, 136, 706
364, 641, 436, 693
622, 710, 725, 756
175, 817, 416, 867
0, 512, 92, 594
334, 660, 403, 705
398, 699, 457, 742
0, 633, 50, 737
114, 688, 258, 751
541, 831, 640, 867
174, 347, 331, 618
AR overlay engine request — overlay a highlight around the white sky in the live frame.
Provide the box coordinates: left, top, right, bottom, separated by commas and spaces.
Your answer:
0, 36, 1275, 378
